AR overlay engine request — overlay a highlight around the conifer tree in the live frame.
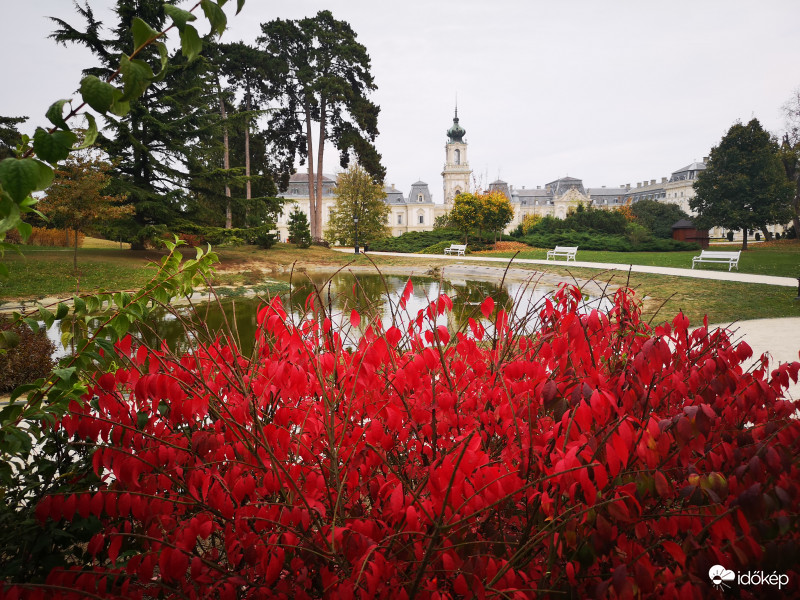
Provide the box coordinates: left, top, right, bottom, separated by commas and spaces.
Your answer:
287, 205, 311, 248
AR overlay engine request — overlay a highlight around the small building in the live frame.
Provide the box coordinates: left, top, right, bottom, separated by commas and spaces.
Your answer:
671, 218, 709, 248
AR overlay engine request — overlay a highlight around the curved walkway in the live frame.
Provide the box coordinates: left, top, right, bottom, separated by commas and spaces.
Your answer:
347, 250, 797, 287
343, 249, 799, 398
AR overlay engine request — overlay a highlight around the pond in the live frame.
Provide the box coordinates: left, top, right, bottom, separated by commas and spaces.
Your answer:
46, 272, 612, 359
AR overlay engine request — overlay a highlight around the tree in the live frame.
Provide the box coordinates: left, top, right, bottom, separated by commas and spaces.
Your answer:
0, 116, 27, 161
481, 190, 514, 242
37, 150, 132, 272
691, 119, 794, 249
287, 204, 311, 248
630, 199, 690, 239
448, 192, 484, 243
49, 1, 228, 243
259, 11, 385, 241
325, 164, 388, 246
781, 89, 800, 237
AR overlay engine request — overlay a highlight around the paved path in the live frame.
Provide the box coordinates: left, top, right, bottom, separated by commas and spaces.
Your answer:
341, 249, 800, 398
709, 318, 800, 400
342, 249, 798, 287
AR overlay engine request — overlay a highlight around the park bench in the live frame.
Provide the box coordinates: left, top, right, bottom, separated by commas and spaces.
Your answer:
444, 244, 466, 256
691, 250, 741, 271
546, 246, 578, 261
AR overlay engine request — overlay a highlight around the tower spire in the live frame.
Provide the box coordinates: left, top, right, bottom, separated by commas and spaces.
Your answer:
455, 93, 458, 119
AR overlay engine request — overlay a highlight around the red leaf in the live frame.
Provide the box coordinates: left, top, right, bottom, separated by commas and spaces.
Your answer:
654, 471, 670, 497
400, 278, 413, 309
350, 309, 361, 329
661, 540, 685, 563
390, 484, 404, 515
386, 326, 402, 346
436, 325, 450, 345
480, 297, 495, 319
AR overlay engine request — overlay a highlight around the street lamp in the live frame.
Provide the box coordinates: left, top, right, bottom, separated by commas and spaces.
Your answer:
354, 216, 359, 254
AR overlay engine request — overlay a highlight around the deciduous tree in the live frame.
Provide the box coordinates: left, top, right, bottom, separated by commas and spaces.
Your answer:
326, 163, 388, 245
691, 119, 794, 249
481, 189, 514, 242
38, 150, 132, 272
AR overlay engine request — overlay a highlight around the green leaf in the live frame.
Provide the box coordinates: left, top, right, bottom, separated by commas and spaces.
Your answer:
236, 0, 245, 15
0, 158, 53, 203
119, 55, 154, 102
79, 75, 116, 114
201, 0, 227, 36
109, 89, 131, 117
46, 99, 70, 131
180, 24, 202, 62
33, 128, 78, 165
0, 329, 20, 350
163, 4, 196, 31
22, 318, 39, 333
60, 329, 72, 349
152, 42, 169, 82
53, 367, 77, 382
17, 221, 32, 241
77, 113, 99, 149
110, 317, 129, 341
73, 296, 86, 315
55, 302, 69, 320
131, 17, 161, 52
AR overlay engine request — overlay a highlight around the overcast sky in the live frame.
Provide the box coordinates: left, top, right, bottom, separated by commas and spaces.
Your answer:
2, 0, 798, 200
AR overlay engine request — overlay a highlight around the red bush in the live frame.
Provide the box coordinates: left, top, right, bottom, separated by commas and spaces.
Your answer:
6, 284, 800, 599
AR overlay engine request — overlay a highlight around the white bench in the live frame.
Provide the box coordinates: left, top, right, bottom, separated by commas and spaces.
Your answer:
444, 244, 466, 256
547, 246, 578, 261
692, 250, 741, 271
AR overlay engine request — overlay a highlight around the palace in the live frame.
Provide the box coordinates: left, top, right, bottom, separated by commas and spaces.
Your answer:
274, 109, 747, 241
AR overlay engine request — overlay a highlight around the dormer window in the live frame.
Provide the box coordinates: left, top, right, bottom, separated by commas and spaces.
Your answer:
418, 194, 424, 203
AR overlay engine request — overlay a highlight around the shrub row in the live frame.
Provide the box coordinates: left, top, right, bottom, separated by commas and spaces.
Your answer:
135, 223, 278, 249
519, 231, 699, 252
370, 229, 493, 253
5, 227, 85, 248
417, 240, 462, 255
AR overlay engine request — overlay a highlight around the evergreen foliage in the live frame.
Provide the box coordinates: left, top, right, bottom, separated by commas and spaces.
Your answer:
287, 206, 312, 248
630, 199, 690, 239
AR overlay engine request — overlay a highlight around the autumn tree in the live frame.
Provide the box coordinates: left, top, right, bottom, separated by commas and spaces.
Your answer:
481, 190, 514, 242
38, 151, 132, 272
448, 193, 483, 244
691, 119, 794, 249
259, 11, 385, 241
325, 164, 388, 246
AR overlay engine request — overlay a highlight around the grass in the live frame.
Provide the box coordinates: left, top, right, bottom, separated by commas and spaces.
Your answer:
475, 262, 800, 325
1, 242, 798, 326
479, 239, 800, 278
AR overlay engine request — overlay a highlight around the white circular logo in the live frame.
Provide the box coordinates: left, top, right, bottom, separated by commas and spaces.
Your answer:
709, 564, 735, 589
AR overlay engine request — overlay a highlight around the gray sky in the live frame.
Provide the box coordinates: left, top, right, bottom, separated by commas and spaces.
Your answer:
2, 0, 798, 200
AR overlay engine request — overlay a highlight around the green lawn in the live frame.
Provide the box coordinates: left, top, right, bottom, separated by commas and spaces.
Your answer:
480, 241, 800, 278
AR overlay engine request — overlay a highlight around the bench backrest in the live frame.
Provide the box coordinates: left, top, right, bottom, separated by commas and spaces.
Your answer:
449, 244, 466, 250
698, 250, 740, 259
553, 246, 578, 252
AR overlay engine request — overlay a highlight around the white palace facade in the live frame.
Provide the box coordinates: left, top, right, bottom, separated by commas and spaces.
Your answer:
275, 110, 776, 242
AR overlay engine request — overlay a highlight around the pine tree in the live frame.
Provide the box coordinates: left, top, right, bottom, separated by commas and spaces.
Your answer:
287, 206, 311, 248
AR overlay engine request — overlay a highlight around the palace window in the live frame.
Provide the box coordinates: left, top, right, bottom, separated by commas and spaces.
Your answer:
418, 214, 424, 224
418, 194, 424, 203
455, 149, 461, 165
397, 214, 403, 225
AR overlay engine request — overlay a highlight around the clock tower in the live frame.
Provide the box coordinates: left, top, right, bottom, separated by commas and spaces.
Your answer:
442, 107, 472, 206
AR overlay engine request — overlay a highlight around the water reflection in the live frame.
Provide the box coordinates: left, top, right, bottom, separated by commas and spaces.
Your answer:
47, 273, 612, 358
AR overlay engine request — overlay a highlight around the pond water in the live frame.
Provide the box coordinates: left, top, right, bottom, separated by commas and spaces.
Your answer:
47, 272, 612, 359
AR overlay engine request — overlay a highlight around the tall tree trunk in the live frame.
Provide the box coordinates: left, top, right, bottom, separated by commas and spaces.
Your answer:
217, 77, 232, 229
315, 99, 327, 243
73, 228, 78, 274
792, 195, 800, 238
244, 89, 252, 224
742, 228, 749, 251
304, 101, 317, 240
760, 226, 773, 241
